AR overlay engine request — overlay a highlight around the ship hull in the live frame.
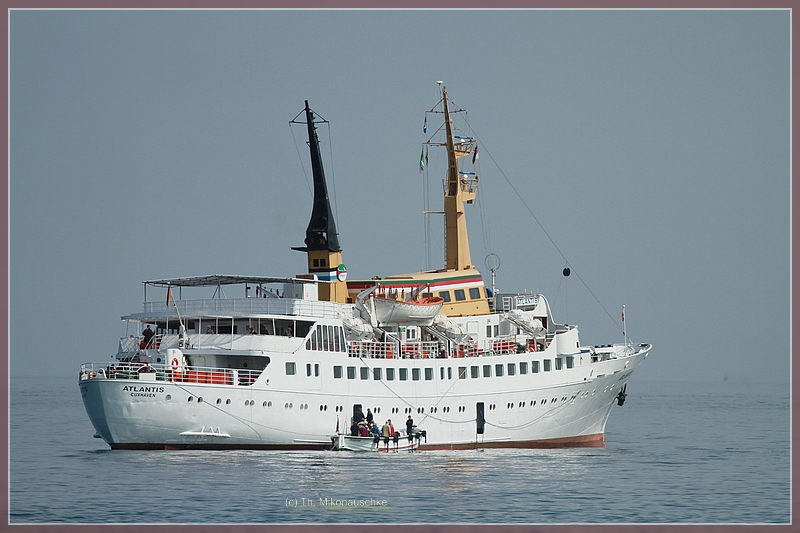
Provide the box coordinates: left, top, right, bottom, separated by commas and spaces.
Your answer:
80, 347, 648, 450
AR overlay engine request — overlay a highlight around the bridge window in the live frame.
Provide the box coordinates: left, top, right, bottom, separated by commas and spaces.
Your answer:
386, 368, 395, 381
439, 291, 451, 302
333, 365, 342, 379
555, 358, 563, 370
458, 367, 467, 379
469, 287, 481, 299
495, 364, 504, 377
566, 356, 574, 369
412, 368, 420, 381
399, 368, 408, 381
347, 366, 356, 379
532, 361, 540, 373
373, 367, 382, 380
483, 365, 492, 378
543, 359, 551, 372
471, 366, 479, 378
360, 367, 369, 380
454, 289, 466, 301
519, 362, 528, 375
507, 363, 516, 376
285, 362, 296, 375
425, 368, 433, 380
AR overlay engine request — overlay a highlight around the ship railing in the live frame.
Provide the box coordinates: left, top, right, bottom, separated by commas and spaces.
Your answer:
398, 341, 440, 359
143, 297, 340, 319
79, 362, 261, 386
117, 334, 165, 354
347, 341, 399, 359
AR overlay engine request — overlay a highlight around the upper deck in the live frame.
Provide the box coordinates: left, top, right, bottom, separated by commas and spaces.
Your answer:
130, 274, 342, 322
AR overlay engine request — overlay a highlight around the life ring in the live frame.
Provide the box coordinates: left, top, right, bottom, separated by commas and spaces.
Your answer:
171, 357, 179, 370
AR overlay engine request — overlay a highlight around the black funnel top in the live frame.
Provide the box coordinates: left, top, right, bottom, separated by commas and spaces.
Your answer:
294, 100, 341, 253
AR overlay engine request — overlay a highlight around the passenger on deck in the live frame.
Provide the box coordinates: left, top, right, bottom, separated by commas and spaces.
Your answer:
358, 422, 369, 437
205, 325, 215, 334
381, 421, 392, 438
388, 419, 396, 437
370, 421, 380, 437
366, 408, 373, 425
142, 325, 155, 347
260, 325, 269, 335
248, 327, 256, 334
406, 415, 414, 436
353, 406, 365, 425
286, 327, 293, 337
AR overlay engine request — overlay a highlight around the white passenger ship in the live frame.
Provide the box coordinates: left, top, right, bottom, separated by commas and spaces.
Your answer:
79, 88, 651, 450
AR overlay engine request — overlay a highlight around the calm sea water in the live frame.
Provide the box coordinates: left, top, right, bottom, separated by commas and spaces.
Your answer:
9, 375, 790, 524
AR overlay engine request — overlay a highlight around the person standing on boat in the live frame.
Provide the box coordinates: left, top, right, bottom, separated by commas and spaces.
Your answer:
366, 408, 373, 425
381, 420, 392, 438
142, 325, 155, 347
205, 325, 214, 334
406, 415, 414, 436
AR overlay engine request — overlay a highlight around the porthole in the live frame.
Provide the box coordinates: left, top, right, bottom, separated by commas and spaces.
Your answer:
324, 405, 327, 411
290, 403, 293, 409
285, 403, 289, 409
217, 398, 222, 405
226, 399, 231, 405
198, 397, 203, 403
165, 394, 172, 401
268, 401, 272, 407
320, 405, 324, 411
188, 397, 193, 402
264, 401, 269, 407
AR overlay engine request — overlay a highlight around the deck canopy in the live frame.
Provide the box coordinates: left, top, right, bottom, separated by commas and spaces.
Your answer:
143, 275, 330, 288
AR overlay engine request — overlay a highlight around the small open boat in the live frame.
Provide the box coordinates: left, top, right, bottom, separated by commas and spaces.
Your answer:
330, 431, 426, 452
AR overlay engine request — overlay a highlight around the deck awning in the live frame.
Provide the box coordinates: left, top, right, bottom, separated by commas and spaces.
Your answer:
143, 275, 330, 288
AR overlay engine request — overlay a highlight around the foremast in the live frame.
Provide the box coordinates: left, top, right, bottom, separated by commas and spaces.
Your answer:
442, 86, 478, 272
291, 101, 348, 303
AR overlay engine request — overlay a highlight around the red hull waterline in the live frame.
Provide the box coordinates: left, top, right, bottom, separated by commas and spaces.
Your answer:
108, 433, 605, 451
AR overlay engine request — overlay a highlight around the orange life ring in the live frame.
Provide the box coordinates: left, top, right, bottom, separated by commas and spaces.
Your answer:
171, 357, 179, 370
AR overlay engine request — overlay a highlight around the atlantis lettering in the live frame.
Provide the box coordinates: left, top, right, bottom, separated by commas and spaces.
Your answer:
122, 385, 165, 398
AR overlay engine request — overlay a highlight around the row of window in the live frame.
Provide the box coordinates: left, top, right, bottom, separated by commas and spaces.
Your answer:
171, 395, 584, 412
292, 356, 576, 380
439, 287, 482, 303
305, 325, 347, 353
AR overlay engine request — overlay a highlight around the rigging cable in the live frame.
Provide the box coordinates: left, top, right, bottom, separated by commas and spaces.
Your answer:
289, 123, 314, 198
464, 121, 623, 334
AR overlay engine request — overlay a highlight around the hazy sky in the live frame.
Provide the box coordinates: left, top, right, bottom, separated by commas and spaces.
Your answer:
10, 9, 789, 385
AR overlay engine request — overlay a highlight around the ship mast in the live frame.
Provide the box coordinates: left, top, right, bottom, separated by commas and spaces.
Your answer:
442, 87, 477, 271
291, 101, 347, 303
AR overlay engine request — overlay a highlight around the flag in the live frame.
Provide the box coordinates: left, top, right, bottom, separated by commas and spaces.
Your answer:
166, 287, 173, 307
472, 145, 479, 164
621, 309, 625, 322
423, 115, 427, 134
419, 148, 425, 172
